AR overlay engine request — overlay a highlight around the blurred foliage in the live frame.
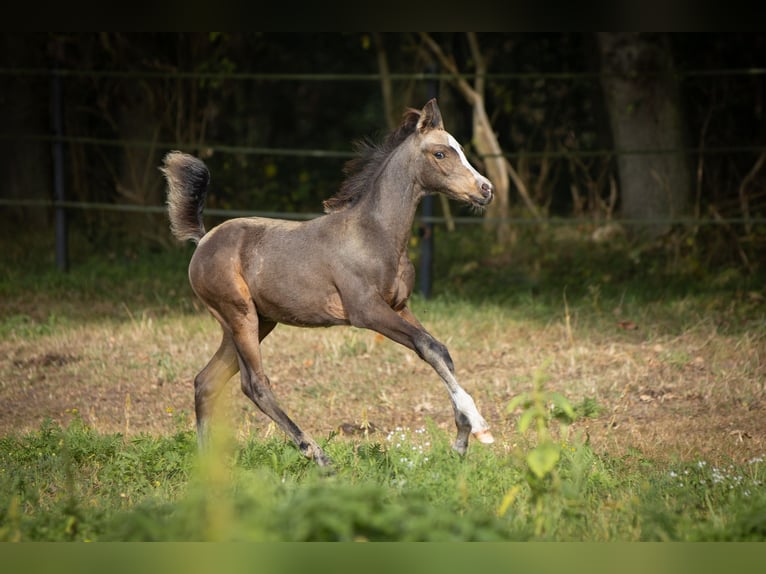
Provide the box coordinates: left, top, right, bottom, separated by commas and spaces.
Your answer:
1, 33, 765, 258
427, 218, 765, 308
2, 416, 766, 541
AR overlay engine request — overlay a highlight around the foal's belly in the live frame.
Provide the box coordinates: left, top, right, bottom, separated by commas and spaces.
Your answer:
247, 267, 350, 328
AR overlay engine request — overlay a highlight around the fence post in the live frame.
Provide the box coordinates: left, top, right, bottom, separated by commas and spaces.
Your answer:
51, 67, 68, 272
419, 64, 438, 298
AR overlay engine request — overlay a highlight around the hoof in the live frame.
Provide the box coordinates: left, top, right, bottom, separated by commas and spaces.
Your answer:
311, 448, 334, 470
316, 460, 336, 476
301, 442, 333, 469
473, 429, 495, 444
314, 453, 333, 469
452, 441, 468, 456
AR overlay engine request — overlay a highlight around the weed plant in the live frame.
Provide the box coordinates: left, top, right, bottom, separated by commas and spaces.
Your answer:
1, 404, 764, 541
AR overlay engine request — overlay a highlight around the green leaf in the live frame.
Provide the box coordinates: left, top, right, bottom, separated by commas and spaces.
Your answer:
549, 392, 576, 421
518, 408, 537, 435
527, 443, 560, 479
506, 393, 530, 414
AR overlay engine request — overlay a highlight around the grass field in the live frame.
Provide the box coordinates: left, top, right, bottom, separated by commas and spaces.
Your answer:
1, 223, 765, 541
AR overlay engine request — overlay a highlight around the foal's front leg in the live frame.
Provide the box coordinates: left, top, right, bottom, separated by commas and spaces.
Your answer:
396, 306, 494, 454
349, 299, 494, 454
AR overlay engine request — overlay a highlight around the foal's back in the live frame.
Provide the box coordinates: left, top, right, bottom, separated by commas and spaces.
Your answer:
189, 215, 351, 328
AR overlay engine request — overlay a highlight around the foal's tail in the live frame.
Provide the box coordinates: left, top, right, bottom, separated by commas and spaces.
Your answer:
161, 151, 209, 244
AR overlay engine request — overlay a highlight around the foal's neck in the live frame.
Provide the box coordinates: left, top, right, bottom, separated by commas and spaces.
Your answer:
357, 145, 424, 252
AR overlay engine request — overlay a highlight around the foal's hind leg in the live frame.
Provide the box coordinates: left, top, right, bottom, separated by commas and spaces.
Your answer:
194, 331, 239, 447
195, 321, 277, 448
224, 303, 331, 467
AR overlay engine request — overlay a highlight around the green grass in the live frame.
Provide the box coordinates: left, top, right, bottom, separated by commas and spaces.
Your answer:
1, 414, 765, 541
1, 223, 765, 541
2, 222, 763, 338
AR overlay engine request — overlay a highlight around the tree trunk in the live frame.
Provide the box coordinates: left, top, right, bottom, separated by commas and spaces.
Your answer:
419, 33, 517, 245
0, 35, 50, 229
597, 33, 690, 238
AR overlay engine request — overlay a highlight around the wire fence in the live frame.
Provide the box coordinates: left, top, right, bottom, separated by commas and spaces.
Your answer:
2, 66, 766, 164
3, 132, 766, 161
1, 197, 763, 228
3, 66, 766, 80
1, 65, 765, 281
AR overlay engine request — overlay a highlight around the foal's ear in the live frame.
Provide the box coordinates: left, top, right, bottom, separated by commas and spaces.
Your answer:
417, 98, 444, 132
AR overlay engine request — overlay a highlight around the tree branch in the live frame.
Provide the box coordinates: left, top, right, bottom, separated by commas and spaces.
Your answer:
738, 150, 766, 236
372, 33, 396, 130
466, 32, 485, 98
418, 33, 478, 105
505, 158, 542, 220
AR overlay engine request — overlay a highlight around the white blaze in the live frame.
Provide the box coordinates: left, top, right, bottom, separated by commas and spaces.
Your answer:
448, 134, 484, 180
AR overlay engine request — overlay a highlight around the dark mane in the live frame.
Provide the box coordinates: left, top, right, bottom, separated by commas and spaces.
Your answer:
323, 108, 421, 213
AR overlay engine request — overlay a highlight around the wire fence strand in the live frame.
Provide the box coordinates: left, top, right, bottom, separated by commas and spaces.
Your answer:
2, 133, 764, 161
3, 198, 764, 227
2, 67, 766, 81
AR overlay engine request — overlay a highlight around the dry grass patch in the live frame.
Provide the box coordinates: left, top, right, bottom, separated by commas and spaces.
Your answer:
1, 296, 763, 467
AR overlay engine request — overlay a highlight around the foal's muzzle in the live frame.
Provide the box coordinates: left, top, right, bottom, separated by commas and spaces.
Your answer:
475, 181, 493, 206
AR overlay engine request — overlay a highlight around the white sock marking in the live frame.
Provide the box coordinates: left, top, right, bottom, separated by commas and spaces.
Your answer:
452, 386, 490, 433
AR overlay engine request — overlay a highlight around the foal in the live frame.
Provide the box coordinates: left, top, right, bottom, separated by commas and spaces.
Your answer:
162, 99, 494, 467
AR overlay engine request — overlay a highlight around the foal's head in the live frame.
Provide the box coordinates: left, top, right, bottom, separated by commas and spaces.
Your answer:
324, 99, 493, 214
408, 99, 493, 209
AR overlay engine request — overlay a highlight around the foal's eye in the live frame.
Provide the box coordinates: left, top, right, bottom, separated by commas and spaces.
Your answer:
434, 151, 445, 160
